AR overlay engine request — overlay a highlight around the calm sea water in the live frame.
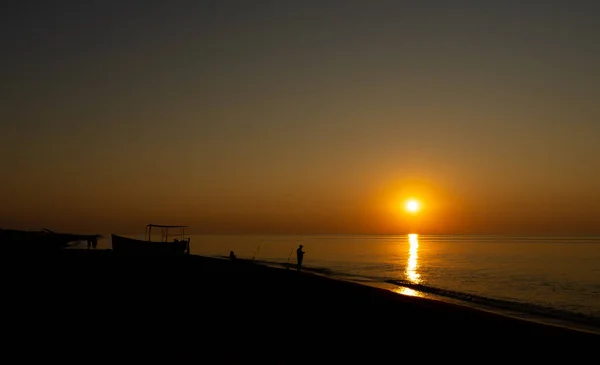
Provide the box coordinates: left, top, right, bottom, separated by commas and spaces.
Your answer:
96, 234, 600, 333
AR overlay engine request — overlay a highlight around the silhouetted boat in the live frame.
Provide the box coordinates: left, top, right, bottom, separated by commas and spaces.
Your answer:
111, 224, 190, 255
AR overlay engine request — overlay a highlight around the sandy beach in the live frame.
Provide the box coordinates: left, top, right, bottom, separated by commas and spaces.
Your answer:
4, 249, 598, 363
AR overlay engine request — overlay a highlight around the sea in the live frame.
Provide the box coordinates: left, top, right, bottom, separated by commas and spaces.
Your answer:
93, 234, 600, 334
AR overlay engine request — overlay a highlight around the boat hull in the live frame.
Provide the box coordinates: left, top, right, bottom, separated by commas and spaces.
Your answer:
111, 234, 189, 255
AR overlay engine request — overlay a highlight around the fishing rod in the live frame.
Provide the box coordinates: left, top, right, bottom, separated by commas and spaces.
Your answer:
252, 240, 264, 261
286, 248, 294, 269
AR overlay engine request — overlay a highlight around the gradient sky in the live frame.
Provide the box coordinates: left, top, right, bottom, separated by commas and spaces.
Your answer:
2, 0, 599, 235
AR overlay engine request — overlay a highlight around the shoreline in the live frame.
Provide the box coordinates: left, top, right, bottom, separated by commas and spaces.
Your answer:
361, 280, 600, 336
4, 249, 599, 362
249, 255, 600, 336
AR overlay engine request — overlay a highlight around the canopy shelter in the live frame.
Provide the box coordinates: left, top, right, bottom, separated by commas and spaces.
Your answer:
0, 228, 102, 250
145, 224, 188, 242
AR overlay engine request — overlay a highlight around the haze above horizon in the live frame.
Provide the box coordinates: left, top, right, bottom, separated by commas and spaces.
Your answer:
2, 1, 599, 235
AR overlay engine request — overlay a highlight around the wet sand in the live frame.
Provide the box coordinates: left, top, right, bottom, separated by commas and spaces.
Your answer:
4, 249, 598, 363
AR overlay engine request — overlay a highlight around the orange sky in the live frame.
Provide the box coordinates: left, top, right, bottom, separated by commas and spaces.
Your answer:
2, 1, 599, 235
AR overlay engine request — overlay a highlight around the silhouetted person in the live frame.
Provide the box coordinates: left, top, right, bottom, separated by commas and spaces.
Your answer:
87, 238, 98, 249
229, 250, 236, 260
296, 245, 305, 271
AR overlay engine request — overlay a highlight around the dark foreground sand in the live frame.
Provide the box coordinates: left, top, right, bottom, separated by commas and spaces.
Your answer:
3, 249, 599, 363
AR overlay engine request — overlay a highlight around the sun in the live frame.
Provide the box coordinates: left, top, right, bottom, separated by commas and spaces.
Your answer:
406, 199, 420, 213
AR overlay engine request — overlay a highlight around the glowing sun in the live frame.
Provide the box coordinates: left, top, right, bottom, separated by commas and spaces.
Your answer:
406, 200, 420, 213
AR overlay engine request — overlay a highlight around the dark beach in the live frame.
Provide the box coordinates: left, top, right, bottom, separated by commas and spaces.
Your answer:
4, 249, 598, 363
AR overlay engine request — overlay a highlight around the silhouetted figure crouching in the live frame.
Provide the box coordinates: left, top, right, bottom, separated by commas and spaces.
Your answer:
296, 244, 305, 271
229, 250, 236, 260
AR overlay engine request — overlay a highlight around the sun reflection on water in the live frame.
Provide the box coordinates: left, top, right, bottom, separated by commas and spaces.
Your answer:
395, 287, 421, 297
394, 233, 423, 297
406, 233, 420, 283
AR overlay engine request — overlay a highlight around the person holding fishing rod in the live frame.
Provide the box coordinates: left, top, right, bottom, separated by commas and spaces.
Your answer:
296, 244, 305, 271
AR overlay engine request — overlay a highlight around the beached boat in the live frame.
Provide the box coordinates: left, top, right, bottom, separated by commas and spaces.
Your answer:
111, 224, 190, 255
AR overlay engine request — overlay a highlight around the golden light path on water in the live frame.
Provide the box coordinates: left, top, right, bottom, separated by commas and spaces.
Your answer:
395, 233, 423, 297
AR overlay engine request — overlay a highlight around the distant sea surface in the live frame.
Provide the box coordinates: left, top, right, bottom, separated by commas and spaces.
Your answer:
97, 234, 600, 333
